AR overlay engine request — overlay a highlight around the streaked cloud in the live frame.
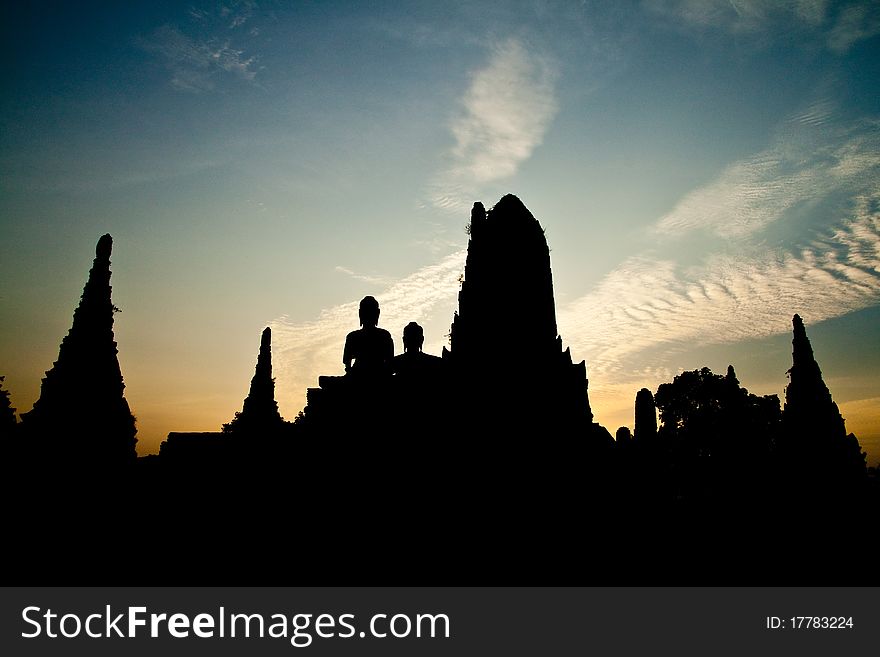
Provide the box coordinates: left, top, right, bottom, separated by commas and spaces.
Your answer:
428, 38, 559, 212
560, 103, 879, 420
652, 115, 880, 239
563, 193, 880, 381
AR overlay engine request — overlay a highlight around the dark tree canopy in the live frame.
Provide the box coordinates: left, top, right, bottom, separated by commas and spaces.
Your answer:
655, 367, 781, 447
654, 366, 781, 499
0, 376, 17, 440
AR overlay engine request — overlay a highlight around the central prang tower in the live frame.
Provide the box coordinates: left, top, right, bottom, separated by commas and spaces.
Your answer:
445, 195, 598, 437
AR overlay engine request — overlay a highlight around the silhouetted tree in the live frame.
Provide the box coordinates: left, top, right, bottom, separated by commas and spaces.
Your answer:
654, 366, 780, 500
0, 376, 17, 440
20, 234, 137, 468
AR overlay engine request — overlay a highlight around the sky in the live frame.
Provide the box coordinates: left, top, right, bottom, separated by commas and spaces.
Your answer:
2, 0, 879, 465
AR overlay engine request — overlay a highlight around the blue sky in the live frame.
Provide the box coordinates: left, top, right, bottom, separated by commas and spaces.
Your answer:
2, 1, 879, 462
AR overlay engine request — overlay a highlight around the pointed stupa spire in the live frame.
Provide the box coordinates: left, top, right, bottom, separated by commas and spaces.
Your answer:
22, 234, 137, 466
785, 314, 839, 423
782, 314, 866, 486
225, 327, 284, 433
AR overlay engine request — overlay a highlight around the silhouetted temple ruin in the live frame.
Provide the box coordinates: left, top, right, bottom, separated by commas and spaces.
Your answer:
159, 325, 288, 461
224, 326, 285, 434
444, 196, 602, 439
781, 314, 866, 489
296, 194, 610, 446
20, 234, 137, 468
6, 200, 878, 586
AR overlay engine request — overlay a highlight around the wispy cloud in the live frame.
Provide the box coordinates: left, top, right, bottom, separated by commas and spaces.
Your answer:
563, 193, 880, 382
561, 103, 879, 425
428, 38, 559, 212
652, 114, 880, 239
270, 250, 466, 414
558, 93, 880, 383
139, 20, 258, 92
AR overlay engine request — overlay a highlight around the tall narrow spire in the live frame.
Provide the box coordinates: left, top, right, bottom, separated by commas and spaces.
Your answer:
225, 327, 284, 433
784, 314, 843, 437
22, 234, 137, 466
782, 314, 866, 485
